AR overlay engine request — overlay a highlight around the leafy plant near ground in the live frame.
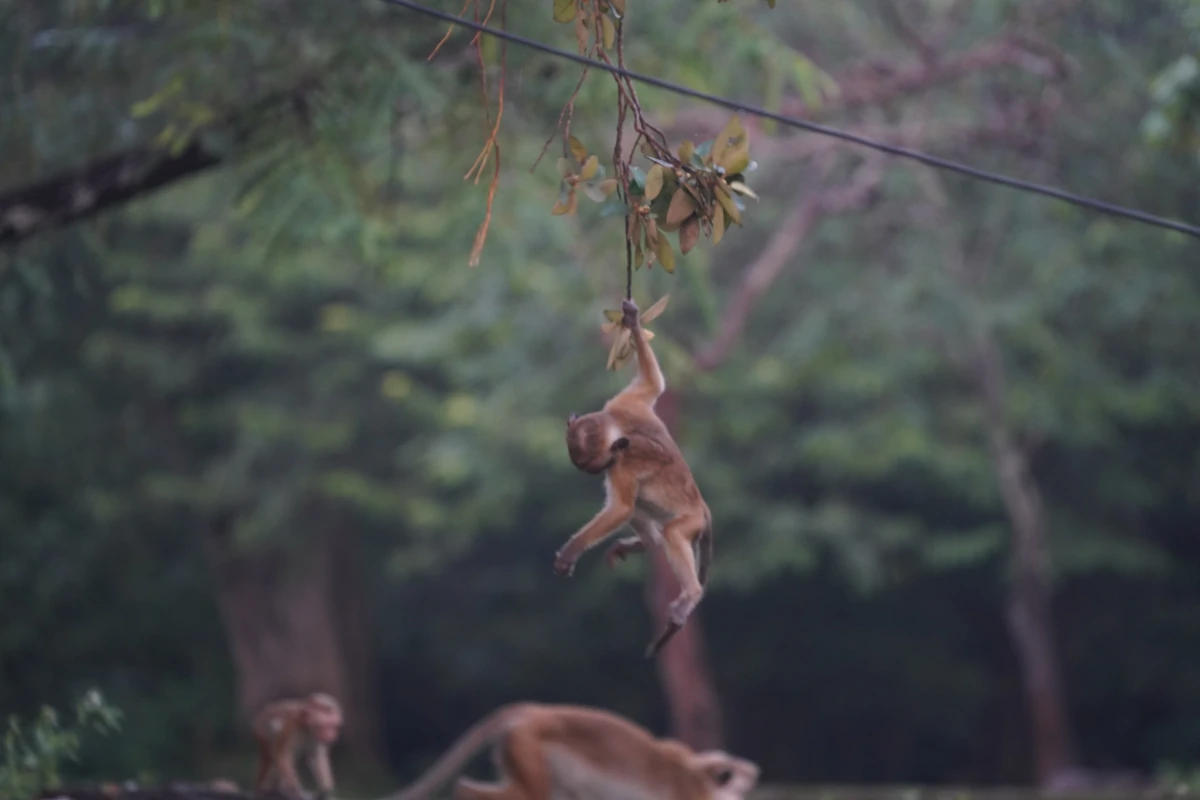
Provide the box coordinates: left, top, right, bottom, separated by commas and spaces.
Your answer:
0, 690, 124, 800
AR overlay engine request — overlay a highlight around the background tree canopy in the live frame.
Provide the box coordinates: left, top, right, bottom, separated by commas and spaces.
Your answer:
2, 0, 1199, 795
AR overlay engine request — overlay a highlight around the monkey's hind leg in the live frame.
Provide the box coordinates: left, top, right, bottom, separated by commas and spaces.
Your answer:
253, 738, 275, 794
645, 513, 707, 660
454, 729, 550, 800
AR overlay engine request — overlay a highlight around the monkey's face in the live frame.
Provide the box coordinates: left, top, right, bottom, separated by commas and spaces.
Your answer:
306, 697, 343, 744
698, 754, 759, 800
565, 413, 616, 474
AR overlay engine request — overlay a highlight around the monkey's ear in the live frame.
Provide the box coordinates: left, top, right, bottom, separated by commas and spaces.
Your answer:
611, 436, 630, 452
567, 412, 579, 425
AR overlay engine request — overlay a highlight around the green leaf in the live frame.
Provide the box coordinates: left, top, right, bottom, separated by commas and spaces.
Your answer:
601, 15, 615, 49
645, 165, 665, 200
710, 115, 743, 167
714, 183, 742, 225
579, 154, 599, 181
568, 135, 588, 164
656, 234, 676, 273
629, 165, 647, 194
598, 195, 632, 217
553, 0, 576, 24
581, 178, 615, 202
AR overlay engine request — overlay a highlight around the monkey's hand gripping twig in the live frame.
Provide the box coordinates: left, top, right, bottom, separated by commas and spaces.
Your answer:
621, 297, 641, 332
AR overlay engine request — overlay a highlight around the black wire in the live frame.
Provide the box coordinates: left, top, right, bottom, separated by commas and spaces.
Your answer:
381, 0, 1200, 241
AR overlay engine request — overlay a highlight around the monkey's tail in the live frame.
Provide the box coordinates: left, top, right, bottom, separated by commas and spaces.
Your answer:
390, 705, 522, 800
697, 514, 714, 587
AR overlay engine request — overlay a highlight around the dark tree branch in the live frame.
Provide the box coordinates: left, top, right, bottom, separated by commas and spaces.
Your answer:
1, 78, 321, 248
0, 142, 224, 247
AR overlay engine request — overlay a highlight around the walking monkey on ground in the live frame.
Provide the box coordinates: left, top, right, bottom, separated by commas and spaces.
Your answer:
390, 702, 759, 800
558, 298, 714, 658
252, 692, 343, 799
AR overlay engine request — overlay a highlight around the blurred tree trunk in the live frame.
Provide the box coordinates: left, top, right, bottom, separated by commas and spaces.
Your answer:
647, 389, 725, 750
974, 337, 1077, 785
203, 514, 382, 760
325, 521, 384, 761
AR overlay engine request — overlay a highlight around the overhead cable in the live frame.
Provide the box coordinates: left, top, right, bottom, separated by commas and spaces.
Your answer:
382, 0, 1200, 240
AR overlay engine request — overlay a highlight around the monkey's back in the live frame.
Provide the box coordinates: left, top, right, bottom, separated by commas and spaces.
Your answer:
526, 704, 711, 799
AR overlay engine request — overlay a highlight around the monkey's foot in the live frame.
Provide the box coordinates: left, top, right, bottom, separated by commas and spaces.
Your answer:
604, 544, 632, 569
667, 595, 699, 628
553, 551, 577, 577
645, 621, 683, 659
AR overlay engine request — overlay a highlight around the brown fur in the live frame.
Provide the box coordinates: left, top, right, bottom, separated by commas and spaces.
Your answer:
558, 299, 715, 658
390, 702, 759, 800
252, 692, 343, 798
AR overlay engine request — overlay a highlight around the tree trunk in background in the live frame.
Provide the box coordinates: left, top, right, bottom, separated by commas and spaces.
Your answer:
648, 389, 725, 750
203, 516, 382, 760
974, 339, 1077, 786
324, 523, 384, 761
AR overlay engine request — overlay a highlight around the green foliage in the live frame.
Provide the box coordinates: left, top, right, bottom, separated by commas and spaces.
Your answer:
540, 0, 765, 278
1143, 0, 1200, 161
0, 690, 123, 800
1157, 762, 1200, 794
2, 0, 1200, 789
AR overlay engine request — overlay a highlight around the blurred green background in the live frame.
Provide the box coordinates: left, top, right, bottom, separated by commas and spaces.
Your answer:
2, 0, 1200, 796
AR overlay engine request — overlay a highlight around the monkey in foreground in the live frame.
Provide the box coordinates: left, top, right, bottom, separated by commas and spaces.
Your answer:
558, 298, 714, 658
253, 692, 344, 799
390, 702, 759, 800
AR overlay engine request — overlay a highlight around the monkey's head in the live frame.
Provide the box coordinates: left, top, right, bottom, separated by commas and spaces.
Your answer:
305, 693, 343, 744
565, 412, 629, 474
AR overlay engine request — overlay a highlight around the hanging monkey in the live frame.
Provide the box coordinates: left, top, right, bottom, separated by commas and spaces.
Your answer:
558, 298, 714, 658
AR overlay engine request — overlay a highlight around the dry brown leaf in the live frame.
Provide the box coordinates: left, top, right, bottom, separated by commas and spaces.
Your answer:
678, 215, 700, 254
641, 294, 670, 322
666, 188, 696, 227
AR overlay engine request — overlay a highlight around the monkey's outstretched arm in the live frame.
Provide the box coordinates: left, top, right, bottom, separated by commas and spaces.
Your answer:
616, 300, 666, 405
554, 471, 637, 576
308, 743, 334, 798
